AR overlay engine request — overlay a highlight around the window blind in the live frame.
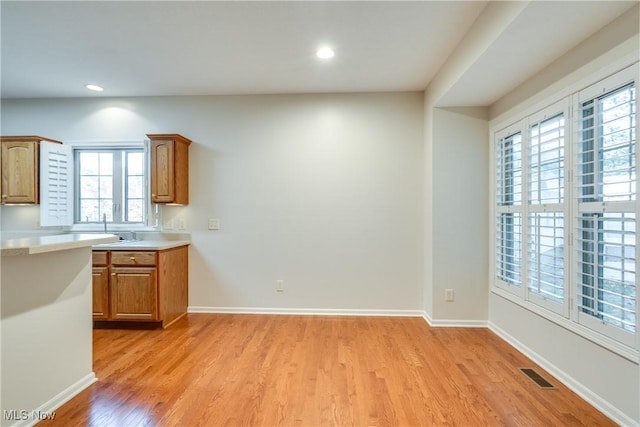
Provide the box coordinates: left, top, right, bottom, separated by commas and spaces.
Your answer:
527, 112, 567, 311
497, 212, 523, 286
576, 213, 636, 333
528, 213, 564, 303
578, 84, 636, 203
528, 114, 565, 205
496, 132, 522, 206
576, 81, 636, 338
496, 131, 523, 288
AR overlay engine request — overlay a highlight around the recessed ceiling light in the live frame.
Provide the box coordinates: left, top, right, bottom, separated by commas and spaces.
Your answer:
85, 84, 104, 92
316, 46, 335, 59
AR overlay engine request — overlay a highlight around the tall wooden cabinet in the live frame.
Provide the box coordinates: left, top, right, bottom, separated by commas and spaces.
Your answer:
147, 134, 191, 205
0, 136, 62, 204
92, 244, 189, 328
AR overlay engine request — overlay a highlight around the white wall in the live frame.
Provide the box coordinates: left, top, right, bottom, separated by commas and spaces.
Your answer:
422, 97, 434, 316
422, 104, 489, 325
0, 92, 425, 313
421, 1, 520, 324
431, 107, 489, 322
423, 103, 490, 324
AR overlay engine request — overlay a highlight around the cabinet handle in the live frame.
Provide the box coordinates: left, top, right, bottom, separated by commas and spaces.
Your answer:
1, 195, 6, 198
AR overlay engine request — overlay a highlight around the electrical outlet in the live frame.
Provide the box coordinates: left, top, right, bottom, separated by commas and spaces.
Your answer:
208, 218, 220, 230
445, 289, 454, 302
163, 219, 174, 230
276, 280, 284, 292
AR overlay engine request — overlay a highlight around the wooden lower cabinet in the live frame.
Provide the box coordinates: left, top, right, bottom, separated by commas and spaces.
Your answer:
92, 245, 188, 328
111, 267, 158, 320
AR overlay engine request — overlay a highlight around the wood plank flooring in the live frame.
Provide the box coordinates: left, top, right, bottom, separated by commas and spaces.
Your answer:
39, 314, 614, 426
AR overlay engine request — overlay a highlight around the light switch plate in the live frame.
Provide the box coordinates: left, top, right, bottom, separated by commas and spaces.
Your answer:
177, 217, 186, 230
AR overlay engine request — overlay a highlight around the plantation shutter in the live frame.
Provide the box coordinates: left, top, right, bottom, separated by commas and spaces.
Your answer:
527, 109, 568, 315
495, 128, 523, 290
40, 141, 73, 226
575, 72, 636, 346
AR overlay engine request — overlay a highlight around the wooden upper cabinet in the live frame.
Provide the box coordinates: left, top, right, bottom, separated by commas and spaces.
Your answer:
0, 136, 62, 204
148, 134, 191, 205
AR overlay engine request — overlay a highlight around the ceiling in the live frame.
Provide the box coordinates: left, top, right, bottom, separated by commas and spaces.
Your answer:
1, 1, 637, 105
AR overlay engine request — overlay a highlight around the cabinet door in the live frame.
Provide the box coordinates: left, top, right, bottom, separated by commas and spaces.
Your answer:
1, 140, 37, 204
150, 139, 175, 203
92, 266, 110, 320
110, 267, 158, 320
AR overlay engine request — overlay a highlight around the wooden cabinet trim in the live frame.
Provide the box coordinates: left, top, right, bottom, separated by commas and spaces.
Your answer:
0, 136, 63, 144
145, 134, 192, 146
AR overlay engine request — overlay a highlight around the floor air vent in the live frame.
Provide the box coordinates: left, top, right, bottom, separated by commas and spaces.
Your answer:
518, 368, 557, 389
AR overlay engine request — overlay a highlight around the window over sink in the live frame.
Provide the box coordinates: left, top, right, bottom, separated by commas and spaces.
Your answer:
51, 140, 157, 230
75, 147, 147, 224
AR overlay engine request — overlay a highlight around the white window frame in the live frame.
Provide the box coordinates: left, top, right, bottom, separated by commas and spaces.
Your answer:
65, 140, 159, 232
491, 61, 639, 357
74, 147, 146, 224
571, 66, 638, 347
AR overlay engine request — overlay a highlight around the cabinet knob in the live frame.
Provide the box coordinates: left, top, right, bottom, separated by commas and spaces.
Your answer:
130, 257, 136, 261
1, 195, 6, 198
111, 273, 116, 276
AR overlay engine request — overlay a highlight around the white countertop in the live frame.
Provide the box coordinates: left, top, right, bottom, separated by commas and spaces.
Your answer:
92, 240, 191, 250
1, 233, 119, 256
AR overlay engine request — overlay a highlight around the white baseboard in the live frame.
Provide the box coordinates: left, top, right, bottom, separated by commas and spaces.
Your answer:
6, 372, 97, 427
488, 322, 637, 427
188, 306, 423, 317
421, 311, 488, 328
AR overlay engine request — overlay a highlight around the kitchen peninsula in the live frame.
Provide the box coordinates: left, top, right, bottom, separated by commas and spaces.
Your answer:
1, 233, 118, 427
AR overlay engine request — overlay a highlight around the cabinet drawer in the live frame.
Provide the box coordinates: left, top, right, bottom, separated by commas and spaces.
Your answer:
111, 251, 157, 266
92, 251, 109, 266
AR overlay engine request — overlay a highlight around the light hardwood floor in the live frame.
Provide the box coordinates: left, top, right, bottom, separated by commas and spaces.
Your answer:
39, 314, 614, 426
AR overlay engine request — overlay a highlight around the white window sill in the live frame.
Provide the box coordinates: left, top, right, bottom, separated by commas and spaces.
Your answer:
69, 224, 160, 233
491, 287, 639, 364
